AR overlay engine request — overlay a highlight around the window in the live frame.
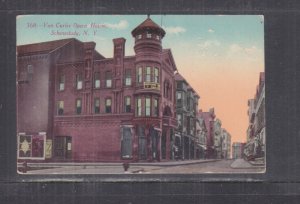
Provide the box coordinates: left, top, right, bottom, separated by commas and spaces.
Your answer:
124, 96, 131, 113
105, 98, 112, 113
105, 71, 112, 88
125, 69, 131, 86
27, 65, 33, 81
177, 114, 182, 127
156, 35, 160, 40
76, 99, 82, 114
145, 67, 151, 82
94, 72, 100, 88
137, 67, 142, 83
94, 98, 100, 114
57, 101, 64, 115
154, 67, 159, 83
136, 98, 142, 116
177, 92, 182, 106
121, 127, 132, 158
145, 97, 151, 116
59, 74, 65, 91
146, 33, 152, 38
153, 98, 159, 117
137, 34, 142, 39
76, 74, 83, 90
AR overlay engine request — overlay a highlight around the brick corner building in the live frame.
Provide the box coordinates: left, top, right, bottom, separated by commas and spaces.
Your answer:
17, 17, 182, 162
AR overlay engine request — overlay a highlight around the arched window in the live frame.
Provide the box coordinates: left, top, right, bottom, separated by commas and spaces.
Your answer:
163, 105, 172, 117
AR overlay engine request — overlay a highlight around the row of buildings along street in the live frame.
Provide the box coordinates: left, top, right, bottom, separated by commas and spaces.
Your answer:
16, 16, 264, 173
231, 72, 265, 165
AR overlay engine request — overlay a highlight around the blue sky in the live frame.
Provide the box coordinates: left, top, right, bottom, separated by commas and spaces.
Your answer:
16, 15, 264, 143
17, 15, 264, 59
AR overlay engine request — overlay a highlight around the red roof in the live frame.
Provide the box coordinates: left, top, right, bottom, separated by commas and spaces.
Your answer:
17, 38, 105, 60
174, 72, 200, 97
174, 72, 185, 81
17, 38, 74, 55
131, 17, 166, 37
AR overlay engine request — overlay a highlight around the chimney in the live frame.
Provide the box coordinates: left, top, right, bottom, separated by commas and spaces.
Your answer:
113, 38, 126, 64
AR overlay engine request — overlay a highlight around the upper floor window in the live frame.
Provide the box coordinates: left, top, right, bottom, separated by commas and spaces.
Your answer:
145, 67, 151, 82
177, 114, 182, 127
156, 35, 160, 40
146, 33, 152, 38
59, 74, 65, 91
94, 72, 100, 88
105, 98, 112, 113
57, 101, 64, 115
76, 99, 82, 115
124, 96, 131, 113
154, 67, 159, 83
27, 65, 33, 81
137, 67, 142, 83
76, 74, 83, 90
145, 97, 151, 116
94, 98, 100, 114
125, 69, 132, 86
136, 98, 142, 116
137, 34, 142, 39
105, 71, 112, 88
153, 98, 159, 117
177, 92, 183, 106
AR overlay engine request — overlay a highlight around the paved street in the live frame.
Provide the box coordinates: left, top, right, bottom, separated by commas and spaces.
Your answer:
21, 159, 265, 174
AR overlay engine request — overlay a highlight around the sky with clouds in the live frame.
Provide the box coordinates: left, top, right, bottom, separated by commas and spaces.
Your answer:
17, 15, 264, 143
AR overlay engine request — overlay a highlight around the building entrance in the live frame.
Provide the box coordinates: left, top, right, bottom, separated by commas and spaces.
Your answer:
54, 136, 72, 159
137, 125, 147, 160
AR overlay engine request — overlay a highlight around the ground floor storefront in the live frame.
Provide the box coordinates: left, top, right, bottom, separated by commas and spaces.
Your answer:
17, 117, 177, 162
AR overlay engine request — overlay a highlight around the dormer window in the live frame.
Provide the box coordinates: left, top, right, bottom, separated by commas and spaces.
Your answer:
146, 33, 152, 38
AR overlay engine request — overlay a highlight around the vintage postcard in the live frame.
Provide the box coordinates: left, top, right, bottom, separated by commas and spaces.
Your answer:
16, 15, 265, 174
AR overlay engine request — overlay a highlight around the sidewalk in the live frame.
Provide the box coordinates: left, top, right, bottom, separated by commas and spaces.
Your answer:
18, 159, 221, 174
230, 158, 265, 169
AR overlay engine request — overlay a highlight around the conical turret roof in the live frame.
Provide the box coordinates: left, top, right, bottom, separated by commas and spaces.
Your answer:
131, 17, 166, 37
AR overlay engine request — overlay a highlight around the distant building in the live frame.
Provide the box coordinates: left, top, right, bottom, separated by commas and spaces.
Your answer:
195, 117, 207, 159
198, 108, 216, 159
213, 119, 223, 159
244, 72, 265, 159
174, 73, 200, 160
246, 99, 255, 142
232, 142, 246, 159
222, 129, 231, 159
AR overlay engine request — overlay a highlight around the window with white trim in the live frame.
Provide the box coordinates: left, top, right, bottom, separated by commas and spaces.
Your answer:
124, 96, 131, 113
59, 74, 65, 91
125, 69, 132, 86
145, 97, 151, 116
136, 98, 142, 116
145, 67, 151, 82
105, 98, 112, 113
76, 74, 83, 90
105, 71, 112, 88
94, 72, 100, 88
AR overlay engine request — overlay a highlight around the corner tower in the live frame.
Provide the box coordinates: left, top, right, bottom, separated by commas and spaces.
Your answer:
131, 16, 165, 63
131, 16, 166, 161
